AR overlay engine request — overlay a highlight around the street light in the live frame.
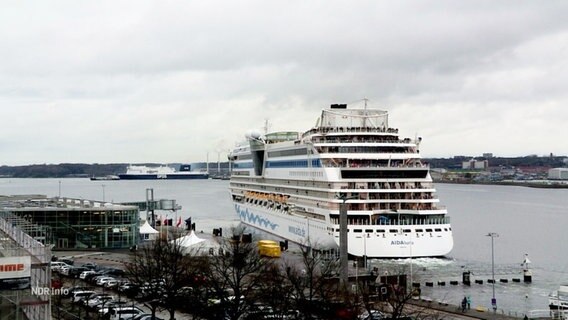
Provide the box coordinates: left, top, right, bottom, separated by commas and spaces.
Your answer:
487, 232, 499, 312
337, 193, 358, 288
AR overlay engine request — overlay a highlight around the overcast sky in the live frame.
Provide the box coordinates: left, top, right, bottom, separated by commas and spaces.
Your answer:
1, 1, 567, 166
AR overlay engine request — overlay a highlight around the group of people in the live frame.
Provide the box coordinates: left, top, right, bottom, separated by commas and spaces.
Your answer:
461, 296, 471, 312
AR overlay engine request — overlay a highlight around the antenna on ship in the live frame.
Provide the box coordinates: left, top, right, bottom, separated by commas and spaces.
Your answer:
263, 119, 271, 135
363, 97, 369, 110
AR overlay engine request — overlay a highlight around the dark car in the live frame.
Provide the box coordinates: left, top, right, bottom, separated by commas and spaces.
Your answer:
68, 267, 91, 278
81, 262, 98, 270
59, 258, 74, 266
101, 267, 125, 277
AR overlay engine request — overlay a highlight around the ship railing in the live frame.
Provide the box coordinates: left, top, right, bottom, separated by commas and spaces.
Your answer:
311, 137, 414, 144
302, 126, 400, 138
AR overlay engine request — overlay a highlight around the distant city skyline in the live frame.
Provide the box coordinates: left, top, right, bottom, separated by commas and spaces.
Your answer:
1, 1, 568, 165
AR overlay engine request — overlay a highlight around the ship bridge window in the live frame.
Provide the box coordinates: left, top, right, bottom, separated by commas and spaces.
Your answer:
415, 229, 423, 233
435, 228, 442, 232
444, 228, 448, 231
376, 229, 385, 233
389, 229, 398, 233
267, 148, 308, 158
353, 229, 362, 233
364, 229, 373, 233
341, 170, 428, 179
403, 229, 411, 233
425, 228, 433, 232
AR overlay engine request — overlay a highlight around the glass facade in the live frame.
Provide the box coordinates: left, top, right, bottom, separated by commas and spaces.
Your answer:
2, 197, 139, 249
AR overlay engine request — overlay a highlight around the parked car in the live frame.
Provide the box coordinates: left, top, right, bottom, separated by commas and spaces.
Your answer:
69, 266, 91, 278
50, 261, 71, 273
101, 267, 126, 277
87, 274, 107, 284
96, 276, 116, 286
358, 310, 384, 320
59, 266, 72, 276
63, 286, 91, 298
98, 306, 144, 319
86, 294, 115, 310
59, 258, 75, 265
71, 290, 96, 304
95, 300, 128, 312
104, 279, 120, 289
81, 262, 98, 270
132, 314, 164, 320
80, 270, 96, 280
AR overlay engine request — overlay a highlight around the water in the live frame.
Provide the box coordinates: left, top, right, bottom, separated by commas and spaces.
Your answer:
1, 179, 567, 314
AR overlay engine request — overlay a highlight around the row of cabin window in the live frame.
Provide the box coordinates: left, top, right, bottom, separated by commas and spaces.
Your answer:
332, 227, 450, 233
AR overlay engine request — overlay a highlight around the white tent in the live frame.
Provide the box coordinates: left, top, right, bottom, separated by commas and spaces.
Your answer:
139, 220, 159, 241
172, 232, 221, 256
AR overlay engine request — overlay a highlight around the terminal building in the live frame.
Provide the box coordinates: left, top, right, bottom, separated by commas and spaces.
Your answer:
0, 195, 139, 250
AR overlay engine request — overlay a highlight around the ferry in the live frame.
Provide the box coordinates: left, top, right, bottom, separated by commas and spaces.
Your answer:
118, 164, 209, 180
228, 103, 453, 258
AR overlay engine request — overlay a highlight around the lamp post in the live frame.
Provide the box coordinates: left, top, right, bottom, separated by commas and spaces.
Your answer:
487, 232, 499, 312
338, 193, 358, 288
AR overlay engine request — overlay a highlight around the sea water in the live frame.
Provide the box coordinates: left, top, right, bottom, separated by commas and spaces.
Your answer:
1, 178, 567, 314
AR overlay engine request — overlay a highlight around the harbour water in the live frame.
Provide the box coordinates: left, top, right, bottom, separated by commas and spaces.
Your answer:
1, 178, 567, 315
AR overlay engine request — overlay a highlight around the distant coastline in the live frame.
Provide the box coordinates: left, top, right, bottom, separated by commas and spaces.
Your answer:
434, 179, 568, 189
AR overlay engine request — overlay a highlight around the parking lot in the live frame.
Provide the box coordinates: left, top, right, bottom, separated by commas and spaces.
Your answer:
52, 250, 192, 320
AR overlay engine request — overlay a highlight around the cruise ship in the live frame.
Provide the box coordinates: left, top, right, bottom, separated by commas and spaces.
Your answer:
228, 104, 453, 258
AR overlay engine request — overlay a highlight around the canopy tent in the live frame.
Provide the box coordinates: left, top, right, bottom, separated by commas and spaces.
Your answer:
139, 220, 159, 241
172, 232, 221, 256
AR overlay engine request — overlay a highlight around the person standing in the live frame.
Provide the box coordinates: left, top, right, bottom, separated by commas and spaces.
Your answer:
467, 296, 471, 309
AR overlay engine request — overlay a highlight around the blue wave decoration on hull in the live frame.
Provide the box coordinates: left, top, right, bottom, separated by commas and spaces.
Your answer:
234, 204, 279, 230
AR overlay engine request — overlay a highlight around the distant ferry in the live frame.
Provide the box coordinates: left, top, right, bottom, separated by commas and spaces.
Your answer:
228, 103, 453, 258
118, 165, 209, 180
90, 175, 120, 181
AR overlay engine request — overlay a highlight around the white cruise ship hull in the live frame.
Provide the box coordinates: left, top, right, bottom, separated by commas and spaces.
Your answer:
233, 202, 453, 258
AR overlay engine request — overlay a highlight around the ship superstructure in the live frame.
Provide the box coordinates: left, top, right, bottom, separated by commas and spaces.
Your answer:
229, 104, 453, 258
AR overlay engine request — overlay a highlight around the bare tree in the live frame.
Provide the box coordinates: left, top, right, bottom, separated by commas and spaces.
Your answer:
198, 229, 276, 320
283, 246, 344, 319
126, 231, 199, 320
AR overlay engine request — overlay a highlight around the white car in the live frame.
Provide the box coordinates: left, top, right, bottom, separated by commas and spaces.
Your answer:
79, 270, 96, 279
104, 279, 120, 288
96, 276, 116, 286
87, 294, 115, 309
50, 261, 71, 273
59, 266, 71, 276
71, 290, 96, 303
99, 306, 144, 318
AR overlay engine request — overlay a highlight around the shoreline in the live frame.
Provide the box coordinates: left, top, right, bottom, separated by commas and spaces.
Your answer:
434, 180, 568, 189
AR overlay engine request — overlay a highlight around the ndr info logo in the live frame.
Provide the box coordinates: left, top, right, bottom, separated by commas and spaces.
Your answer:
31, 287, 69, 296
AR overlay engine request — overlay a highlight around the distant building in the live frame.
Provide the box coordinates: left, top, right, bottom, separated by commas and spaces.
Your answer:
482, 153, 494, 158
462, 159, 489, 170
548, 168, 568, 180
